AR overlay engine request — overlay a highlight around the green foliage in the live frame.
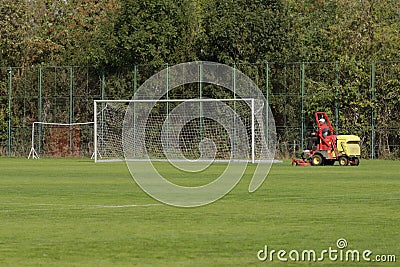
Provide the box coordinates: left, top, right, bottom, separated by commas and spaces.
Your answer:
0, 0, 29, 67
285, 0, 400, 62
0, 0, 120, 66
199, 0, 286, 64
113, 0, 198, 66
1, 0, 400, 66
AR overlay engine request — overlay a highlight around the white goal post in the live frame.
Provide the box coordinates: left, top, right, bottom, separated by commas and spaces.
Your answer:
94, 98, 269, 163
28, 122, 94, 159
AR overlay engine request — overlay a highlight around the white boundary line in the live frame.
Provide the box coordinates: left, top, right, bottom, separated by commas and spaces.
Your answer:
0, 203, 162, 213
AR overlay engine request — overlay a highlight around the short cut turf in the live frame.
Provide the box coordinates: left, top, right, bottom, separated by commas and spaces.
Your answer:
0, 158, 398, 266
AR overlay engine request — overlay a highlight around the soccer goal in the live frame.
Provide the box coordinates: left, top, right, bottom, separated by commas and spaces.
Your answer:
94, 98, 271, 163
28, 122, 94, 159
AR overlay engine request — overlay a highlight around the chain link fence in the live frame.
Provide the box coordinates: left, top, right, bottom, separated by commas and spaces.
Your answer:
1, 62, 399, 159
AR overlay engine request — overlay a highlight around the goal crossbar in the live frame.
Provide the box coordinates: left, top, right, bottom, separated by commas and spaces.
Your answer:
94, 98, 256, 103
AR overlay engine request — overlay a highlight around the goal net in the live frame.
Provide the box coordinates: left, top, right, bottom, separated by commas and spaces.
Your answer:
28, 122, 94, 159
94, 99, 271, 163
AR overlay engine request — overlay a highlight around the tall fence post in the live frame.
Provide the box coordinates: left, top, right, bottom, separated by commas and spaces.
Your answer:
133, 65, 137, 97
38, 67, 43, 155
69, 67, 74, 154
199, 63, 203, 141
7, 67, 12, 156
166, 63, 169, 150
38, 67, 42, 123
166, 63, 169, 102
133, 65, 137, 154
300, 62, 305, 150
101, 67, 105, 100
100, 67, 105, 153
265, 62, 269, 147
69, 67, 74, 124
335, 62, 339, 133
233, 63, 237, 158
371, 62, 375, 159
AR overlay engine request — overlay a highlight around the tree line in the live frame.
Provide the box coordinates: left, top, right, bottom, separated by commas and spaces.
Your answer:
1, 0, 400, 66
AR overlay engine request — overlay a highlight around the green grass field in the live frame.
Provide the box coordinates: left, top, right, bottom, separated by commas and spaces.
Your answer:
0, 158, 399, 266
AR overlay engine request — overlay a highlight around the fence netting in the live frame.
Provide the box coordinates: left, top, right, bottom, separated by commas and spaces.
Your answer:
0, 62, 399, 159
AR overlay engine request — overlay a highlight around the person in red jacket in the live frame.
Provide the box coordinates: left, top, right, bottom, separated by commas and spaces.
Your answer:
318, 118, 330, 138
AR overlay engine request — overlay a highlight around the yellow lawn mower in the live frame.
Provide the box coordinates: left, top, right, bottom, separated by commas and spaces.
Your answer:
292, 112, 361, 166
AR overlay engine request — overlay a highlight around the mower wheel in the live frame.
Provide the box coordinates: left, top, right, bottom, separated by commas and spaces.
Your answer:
311, 154, 323, 166
338, 156, 349, 166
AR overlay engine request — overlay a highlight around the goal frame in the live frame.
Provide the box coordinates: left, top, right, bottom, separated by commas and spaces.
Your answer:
28, 121, 95, 159
93, 98, 256, 163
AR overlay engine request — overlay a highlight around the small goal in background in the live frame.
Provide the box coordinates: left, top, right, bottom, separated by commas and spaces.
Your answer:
28, 122, 94, 159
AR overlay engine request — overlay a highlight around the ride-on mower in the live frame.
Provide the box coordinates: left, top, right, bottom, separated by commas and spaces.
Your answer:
292, 112, 361, 166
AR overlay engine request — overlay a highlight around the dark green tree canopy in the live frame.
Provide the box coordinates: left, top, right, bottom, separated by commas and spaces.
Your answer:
113, 0, 198, 66
199, 0, 286, 64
